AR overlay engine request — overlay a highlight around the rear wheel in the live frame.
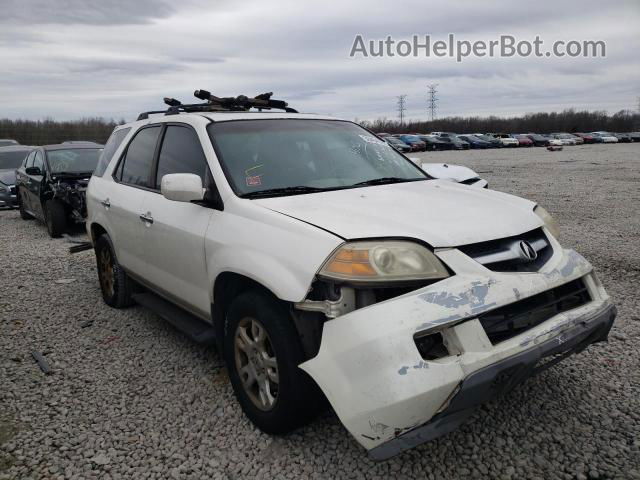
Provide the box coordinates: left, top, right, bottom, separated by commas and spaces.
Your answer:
224, 290, 320, 434
95, 234, 135, 308
44, 200, 66, 237
18, 194, 33, 220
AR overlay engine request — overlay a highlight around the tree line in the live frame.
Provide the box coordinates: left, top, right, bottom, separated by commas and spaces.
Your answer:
1, 109, 638, 145
359, 109, 640, 134
0, 118, 123, 146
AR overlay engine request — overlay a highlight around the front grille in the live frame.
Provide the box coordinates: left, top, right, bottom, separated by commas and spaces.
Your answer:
458, 228, 553, 272
478, 278, 590, 344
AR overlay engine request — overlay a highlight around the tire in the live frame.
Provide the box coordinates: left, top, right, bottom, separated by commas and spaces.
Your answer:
44, 200, 66, 238
224, 290, 320, 434
95, 234, 135, 308
18, 194, 33, 220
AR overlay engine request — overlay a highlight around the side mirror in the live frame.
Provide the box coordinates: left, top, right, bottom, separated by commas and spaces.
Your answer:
161, 173, 204, 202
25, 166, 42, 175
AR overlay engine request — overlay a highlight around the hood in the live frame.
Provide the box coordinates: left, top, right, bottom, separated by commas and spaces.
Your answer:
254, 180, 541, 247
0, 169, 16, 185
421, 163, 478, 183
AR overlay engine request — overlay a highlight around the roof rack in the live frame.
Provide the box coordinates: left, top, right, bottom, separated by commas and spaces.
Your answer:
137, 90, 298, 120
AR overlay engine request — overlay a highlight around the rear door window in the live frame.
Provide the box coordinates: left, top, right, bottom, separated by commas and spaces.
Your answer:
154, 125, 208, 189
116, 126, 161, 188
94, 128, 131, 177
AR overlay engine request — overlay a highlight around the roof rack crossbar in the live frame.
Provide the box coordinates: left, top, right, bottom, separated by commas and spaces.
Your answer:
136, 91, 297, 120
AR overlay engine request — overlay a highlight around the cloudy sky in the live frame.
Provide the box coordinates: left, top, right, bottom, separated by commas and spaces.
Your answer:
1, 0, 638, 122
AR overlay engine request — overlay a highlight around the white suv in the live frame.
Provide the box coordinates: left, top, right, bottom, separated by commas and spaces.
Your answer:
86, 96, 616, 460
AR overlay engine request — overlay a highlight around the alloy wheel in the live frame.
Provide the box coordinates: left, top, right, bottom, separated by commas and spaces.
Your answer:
98, 247, 115, 298
234, 317, 279, 411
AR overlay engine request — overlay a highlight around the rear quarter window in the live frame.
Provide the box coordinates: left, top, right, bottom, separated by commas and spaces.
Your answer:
93, 128, 131, 177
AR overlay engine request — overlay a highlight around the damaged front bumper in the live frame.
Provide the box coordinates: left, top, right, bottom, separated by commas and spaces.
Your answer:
299, 242, 616, 459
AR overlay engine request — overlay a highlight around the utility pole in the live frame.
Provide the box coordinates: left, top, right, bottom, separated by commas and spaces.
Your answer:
397, 95, 407, 125
427, 84, 438, 121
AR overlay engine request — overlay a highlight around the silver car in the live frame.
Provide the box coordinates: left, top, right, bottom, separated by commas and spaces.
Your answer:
0, 145, 33, 208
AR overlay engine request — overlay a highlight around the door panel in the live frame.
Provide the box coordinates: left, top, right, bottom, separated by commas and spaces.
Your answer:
140, 193, 214, 318
137, 124, 214, 318
16, 151, 35, 212
104, 183, 148, 276
108, 125, 163, 276
29, 151, 46, 219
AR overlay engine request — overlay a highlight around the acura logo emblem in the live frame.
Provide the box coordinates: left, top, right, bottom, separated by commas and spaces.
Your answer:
519, 240, 538, 261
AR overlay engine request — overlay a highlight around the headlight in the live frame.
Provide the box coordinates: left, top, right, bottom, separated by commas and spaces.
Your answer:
0, 184, 7, 193
534, 205, 560, 239
318, 240, 449, 284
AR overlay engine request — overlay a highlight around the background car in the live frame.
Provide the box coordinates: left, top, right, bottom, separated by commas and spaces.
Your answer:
629, 132, 640, 142
512, 134, 534, 147
0, 145, 33, 208
408, 158, 488, 188
491, 133, 519, 147
15, 143, 103, 237
396, 134, 427, 151
0, 139, 20, 147
471, 133, 502, 148
385, 136, 412, 153
541, 135, 564, 147
457, 134, 491, 149
591, 131, 618, 143
524, 134, 550, 147
612, 133, 632, 143
436, 133, 470, 150
416, 134, 452, 151
572, 133, 599, 143
551, 133, 578, 146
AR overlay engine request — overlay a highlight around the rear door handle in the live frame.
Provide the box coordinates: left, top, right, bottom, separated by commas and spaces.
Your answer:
139, 212, 154, 224
101, 198, 111, 208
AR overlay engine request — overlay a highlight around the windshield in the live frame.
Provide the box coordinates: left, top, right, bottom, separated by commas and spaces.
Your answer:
46, 148, 102, 174
0, 150, 30, 169
207, 119, 427, 197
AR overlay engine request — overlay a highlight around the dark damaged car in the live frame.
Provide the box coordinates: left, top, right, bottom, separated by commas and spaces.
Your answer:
16, 143, 103, 237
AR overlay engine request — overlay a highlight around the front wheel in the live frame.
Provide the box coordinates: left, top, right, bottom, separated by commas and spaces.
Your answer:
17, 193, 33, 220
95, 234, 135, 308
224, 290, 320, 434
44, 200, 66, 237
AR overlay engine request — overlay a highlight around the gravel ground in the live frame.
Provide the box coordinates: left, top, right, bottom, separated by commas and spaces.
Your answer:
1, 143, 639, 480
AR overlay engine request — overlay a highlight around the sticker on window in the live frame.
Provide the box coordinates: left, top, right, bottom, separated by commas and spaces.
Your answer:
358, 134, 388, 146
246, 175, 262, 186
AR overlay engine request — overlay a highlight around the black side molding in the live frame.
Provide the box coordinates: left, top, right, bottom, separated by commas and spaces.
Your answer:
132, 292, 216, 345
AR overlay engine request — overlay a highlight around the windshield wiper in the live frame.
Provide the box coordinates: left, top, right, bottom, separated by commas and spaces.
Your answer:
240, 185, 330, 199
351, 177, 421, 187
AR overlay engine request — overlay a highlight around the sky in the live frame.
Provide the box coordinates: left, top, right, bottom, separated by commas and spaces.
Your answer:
0, 0, 638, 122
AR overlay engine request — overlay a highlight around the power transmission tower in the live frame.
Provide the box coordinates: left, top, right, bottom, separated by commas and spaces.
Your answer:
427, 84, 438, 121
397, 95, 407, 125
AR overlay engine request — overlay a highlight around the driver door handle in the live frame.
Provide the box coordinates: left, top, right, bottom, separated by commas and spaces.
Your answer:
101, 198, 110, 208
139, 212, 154, 224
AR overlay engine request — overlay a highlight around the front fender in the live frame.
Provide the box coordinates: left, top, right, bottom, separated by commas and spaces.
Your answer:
205, 202, 343, 302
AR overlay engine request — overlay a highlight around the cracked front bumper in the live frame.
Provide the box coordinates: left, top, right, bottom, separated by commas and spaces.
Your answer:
299, 243, 615, 458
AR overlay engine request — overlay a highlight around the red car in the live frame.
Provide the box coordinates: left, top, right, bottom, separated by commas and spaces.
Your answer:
513, 134, 534, 147
573, 132, 598, 144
